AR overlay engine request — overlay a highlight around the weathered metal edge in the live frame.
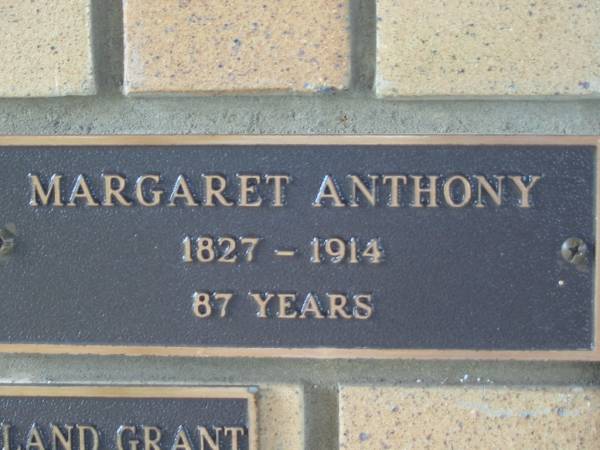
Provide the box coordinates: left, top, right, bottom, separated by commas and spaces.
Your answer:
0, 385, 258, 450
0, 135, 597, 146
0, 135, 597, 362
0, 344, 596, 361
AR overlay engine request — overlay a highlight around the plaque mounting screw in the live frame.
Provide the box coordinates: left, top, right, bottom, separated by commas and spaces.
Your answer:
0, 228, 15, 256
561, 237, 588, 266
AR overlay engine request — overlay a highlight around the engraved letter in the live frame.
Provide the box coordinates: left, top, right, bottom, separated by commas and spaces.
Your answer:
509, 175, 541, 208
238, 175, 263, 207
410, 175, 438, 208
77, 425, 99, 450
313, 175, 345, 207
224, 427, 245, 450
67, 175, 99, 207
2, 423, 14, 450
250, 292, 275, 318
51, 425, 73, 450
277, 293, 298, 319
168, 175, 198, 207
143, 426, 162, 450
382, 175, 407, 207
265, 175, 290, 207
475, 175, 504, 208
204, 175, 234, 207
348, 175, 378, 207
299, 293, 325, 319
171, 427, 192, 450
353, 294, 374, 320
29, 174, 63, 207
102, 175, 132, 207
328, 294, 352, 319
136, 175, 164, 207
197, 427, 221, 450
26, 424, 46, 450
117, 426, 138, 450
443, 175, 472, 208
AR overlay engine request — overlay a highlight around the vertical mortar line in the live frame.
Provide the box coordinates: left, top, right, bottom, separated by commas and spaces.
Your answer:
303, 382, 340, 450
593, 363, 600, 384
349, 0, 376, 91
90, 0, 124, 94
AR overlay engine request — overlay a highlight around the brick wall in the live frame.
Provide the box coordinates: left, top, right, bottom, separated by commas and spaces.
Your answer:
2, 0, 598, 99
0, 1, 599, 449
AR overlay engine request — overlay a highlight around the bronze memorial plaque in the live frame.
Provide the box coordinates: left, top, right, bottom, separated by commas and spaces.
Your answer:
0, 386, 257, 450
0, 136, 597, 360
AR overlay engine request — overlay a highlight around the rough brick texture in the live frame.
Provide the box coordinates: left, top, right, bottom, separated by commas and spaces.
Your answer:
0, 0, 95, 97
123, 0, 351, 95
339, 386, 600, 449
258, 385, 304, 450
376, 0, 600, 97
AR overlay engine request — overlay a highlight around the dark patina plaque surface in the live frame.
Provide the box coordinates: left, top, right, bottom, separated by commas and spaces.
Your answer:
0, 386, 256, 450
0, 136, 597, 360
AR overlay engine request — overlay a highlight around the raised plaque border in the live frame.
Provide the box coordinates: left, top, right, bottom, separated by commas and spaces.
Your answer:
0, 385, 258, 450
0, 135, 598, 361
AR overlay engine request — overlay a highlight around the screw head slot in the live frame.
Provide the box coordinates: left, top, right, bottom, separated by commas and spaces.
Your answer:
561, 237, 589, 266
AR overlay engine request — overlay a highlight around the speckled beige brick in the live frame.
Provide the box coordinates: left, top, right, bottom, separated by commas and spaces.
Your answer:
123, 0, 350, 95
0, 0, 95, 97
258, 384, 304, 450
376, 0, 600, 97
339, 386, 600, 449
